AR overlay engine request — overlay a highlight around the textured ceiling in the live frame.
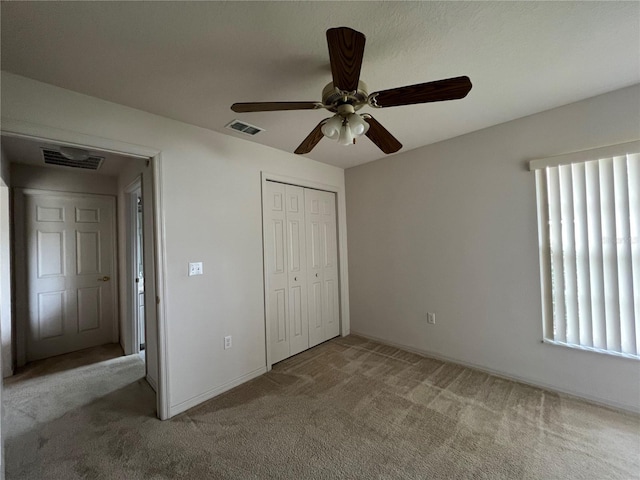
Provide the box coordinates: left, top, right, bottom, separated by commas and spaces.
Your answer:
1, 2, 639, 169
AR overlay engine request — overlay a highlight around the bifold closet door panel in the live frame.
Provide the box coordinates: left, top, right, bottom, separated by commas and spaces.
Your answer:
319, 191, 340, 340
284, 185, 310, 357
305, 189, 340, 347
306, 188, 324, 348
264, 181, 290, 363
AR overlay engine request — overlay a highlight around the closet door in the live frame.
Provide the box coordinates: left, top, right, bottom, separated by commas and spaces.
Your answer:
319, 191, 340, 340
284, 185, 309, 356
306, 189, 339, 347
306, 189, 324, 347
264, 182, 309, 364
264, 182, 290, 363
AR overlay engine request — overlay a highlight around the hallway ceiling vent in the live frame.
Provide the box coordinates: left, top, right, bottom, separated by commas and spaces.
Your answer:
225, 119, 264, 136
42, 149, 104, 170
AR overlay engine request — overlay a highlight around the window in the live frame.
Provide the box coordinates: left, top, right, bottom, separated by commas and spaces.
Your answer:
531, 141, 639, 359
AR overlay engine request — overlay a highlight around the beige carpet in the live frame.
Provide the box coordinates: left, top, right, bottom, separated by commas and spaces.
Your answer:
4, 336, 639, 479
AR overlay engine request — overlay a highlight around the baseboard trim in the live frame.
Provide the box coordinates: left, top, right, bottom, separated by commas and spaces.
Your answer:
146, 374, 158, 393
351, 331, 639, 415
169, 366, 267, 418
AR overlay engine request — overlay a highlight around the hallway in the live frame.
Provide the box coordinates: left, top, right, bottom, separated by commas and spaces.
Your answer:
3, 345, 154, 478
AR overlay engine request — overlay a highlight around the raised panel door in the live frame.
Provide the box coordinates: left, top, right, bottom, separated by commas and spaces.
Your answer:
319, 191, 340, 339
285, 185, 309, 356
264, 182, 290, 363
25, 192, 116, 361
306, 189, 325, 347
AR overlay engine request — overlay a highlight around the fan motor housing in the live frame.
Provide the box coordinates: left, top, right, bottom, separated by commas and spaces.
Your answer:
322, 81, 368, 112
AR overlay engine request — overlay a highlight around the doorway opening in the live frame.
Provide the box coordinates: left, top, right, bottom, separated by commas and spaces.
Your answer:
126, 179, 146, 357
0, 133, 161, 411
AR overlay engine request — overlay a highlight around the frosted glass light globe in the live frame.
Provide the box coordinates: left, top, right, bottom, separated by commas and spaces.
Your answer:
321, 115, 342, 140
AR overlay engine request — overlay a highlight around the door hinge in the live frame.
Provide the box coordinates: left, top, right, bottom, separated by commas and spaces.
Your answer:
156, 296, 160, 305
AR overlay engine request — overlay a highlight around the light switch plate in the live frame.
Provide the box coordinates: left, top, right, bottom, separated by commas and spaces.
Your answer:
188, 262, 203, 276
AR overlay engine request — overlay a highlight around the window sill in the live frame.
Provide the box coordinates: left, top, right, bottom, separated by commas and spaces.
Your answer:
542, 339, 640, 361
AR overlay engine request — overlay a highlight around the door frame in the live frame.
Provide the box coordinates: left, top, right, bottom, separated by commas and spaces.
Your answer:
14, 189, 119, 364
0, 119, 171, 420
124, 177, 143, 356
260, 171, 350, 370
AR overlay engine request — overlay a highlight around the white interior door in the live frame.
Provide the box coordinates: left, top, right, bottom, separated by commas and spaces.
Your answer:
319, 190, 340, 340
264, 182, 290, 364
24, 192, 117, 362
263, 181, 339, 365
284, 185, 310, 357
306, 189, 340, 347
264, 182, 310, 364
306, 189, 324, 348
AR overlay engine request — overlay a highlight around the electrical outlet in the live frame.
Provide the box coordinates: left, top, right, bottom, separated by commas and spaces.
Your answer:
188, 262, 203, 276
427, 312, 436, 325
224, 335, 232, 349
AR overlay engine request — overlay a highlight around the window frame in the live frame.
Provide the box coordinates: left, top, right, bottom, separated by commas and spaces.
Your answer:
530, 140, 640, 360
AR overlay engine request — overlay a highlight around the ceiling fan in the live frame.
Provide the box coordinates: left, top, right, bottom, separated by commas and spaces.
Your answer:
231, 27, 472, 155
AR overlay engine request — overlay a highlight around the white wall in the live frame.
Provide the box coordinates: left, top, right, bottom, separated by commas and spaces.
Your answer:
0, 72, 348, 417
346, 84, 640, 412
10, 163, 117, 195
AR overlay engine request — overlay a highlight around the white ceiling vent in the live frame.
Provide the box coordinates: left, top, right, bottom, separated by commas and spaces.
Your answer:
42, 149, 104, 170
225, 120, 264, 136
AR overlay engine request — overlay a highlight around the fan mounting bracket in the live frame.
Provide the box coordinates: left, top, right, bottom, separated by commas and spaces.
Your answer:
321, 81, 368, 113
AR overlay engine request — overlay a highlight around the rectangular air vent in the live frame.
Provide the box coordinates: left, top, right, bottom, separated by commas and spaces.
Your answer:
42, 149, 104, 170
225, 120, 264, 136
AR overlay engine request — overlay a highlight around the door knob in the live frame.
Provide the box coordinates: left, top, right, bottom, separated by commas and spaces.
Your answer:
98, 276, 111, 282
315, 273, 318, 278
294, 277, 298, 281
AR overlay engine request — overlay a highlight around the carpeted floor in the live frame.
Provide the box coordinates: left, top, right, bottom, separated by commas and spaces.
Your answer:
3, 336, 639, 479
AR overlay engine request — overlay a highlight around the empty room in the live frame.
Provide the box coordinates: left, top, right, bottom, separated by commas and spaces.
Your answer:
0, 1, 638, 479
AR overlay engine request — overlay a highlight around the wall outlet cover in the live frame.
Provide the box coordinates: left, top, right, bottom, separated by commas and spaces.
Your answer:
188, 262, 203, 276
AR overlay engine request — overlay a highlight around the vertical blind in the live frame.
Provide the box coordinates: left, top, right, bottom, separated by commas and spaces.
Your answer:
534, 151, 639, 359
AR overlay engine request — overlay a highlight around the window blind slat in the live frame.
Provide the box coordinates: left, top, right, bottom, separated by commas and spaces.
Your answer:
626, 154, 640, 354
572, 162, 593, 347
547, 167, 566, 342
560, 165, 580, 344
599, 158, 622, 353
613, 155, 636, 355
585, 161, 607, 349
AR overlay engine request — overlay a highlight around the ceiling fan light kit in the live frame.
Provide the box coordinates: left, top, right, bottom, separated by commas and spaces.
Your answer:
321, 104, 370, 146
230, 27, 472, 155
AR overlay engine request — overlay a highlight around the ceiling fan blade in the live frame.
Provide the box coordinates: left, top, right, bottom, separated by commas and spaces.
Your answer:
326, 27, 366, 92
294, 119, 327, 155
369, 76, 472, 108
231, 102, 321, 113
364, 115, 402, 154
